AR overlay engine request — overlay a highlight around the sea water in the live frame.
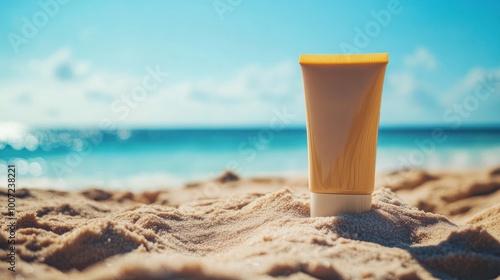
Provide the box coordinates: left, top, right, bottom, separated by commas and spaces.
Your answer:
0, 125, 499, 190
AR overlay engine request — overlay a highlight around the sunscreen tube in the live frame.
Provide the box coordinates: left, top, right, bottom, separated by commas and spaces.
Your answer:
299, 53, 389, 217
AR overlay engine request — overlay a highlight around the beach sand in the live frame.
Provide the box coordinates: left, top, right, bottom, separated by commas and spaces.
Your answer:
1, 168, 499, 279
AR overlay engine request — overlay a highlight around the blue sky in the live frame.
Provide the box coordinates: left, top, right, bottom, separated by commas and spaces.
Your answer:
1, 0, 499, 128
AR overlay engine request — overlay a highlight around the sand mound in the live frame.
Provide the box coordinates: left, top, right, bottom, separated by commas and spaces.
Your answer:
1, 169, 500, 279
381, 168, 500, 224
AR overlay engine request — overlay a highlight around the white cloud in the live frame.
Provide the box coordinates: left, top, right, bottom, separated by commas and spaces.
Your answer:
462, 68, 500, 89
5, 47, 497, 128
193, 62, 297, 101
27, 48, 91, 80
382, 47, 500, 125
403, 47, 437, 70
387, 71, 416, 96
438, 67, 500, 109
1, 49, 143, 126
0, 49, 305, 127
127, 61, 304, 126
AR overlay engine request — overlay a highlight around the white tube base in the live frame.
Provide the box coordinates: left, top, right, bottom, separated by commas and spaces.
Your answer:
310, 193, 372, 217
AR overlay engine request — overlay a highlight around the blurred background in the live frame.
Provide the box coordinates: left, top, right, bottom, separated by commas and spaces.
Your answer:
1, 0, 499, 189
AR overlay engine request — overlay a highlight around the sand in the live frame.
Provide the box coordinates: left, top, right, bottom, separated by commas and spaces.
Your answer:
1, 168, 499, 280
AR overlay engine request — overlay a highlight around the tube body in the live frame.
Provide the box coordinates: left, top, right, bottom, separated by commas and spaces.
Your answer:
299, 53, 388, 216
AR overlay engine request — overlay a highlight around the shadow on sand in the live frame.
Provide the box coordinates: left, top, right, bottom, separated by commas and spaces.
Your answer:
331, 206, 500, 280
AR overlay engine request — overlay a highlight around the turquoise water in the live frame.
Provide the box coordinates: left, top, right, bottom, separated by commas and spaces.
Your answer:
1, 126, 499, 190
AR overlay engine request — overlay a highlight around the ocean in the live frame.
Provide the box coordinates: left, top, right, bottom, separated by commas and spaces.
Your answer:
1, 125, 499, 190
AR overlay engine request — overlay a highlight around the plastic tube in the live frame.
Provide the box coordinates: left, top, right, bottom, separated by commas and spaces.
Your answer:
299, 53, 389, 217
